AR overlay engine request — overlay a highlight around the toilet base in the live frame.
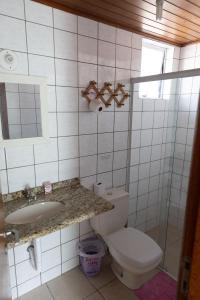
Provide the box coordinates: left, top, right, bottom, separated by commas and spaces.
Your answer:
111, 258, 157, 289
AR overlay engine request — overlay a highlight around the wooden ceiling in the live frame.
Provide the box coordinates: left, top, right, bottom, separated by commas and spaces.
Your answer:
34, 0, 200, 46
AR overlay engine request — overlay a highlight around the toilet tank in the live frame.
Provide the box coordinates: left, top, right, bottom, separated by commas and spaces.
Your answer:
90, 188, 129, 237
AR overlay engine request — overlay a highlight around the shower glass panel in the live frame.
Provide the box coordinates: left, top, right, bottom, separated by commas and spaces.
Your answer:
128, 70, 200, 280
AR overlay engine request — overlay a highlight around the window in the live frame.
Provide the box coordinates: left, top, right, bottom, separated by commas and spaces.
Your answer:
139, 40, 170, 99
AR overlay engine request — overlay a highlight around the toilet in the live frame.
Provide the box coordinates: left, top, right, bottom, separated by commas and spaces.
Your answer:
90, 188, 163, 289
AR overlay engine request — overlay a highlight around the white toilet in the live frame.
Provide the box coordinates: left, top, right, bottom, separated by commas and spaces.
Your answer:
90, 188, 163, 289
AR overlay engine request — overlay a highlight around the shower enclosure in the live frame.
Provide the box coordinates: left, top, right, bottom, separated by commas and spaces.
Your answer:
128, 68, 200, 280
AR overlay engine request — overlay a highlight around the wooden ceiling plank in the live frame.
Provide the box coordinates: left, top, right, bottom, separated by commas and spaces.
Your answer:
166, 0, 200, 18
83, 0, 192, 42
100, 0, 198, 40
146, 0, 200, 25
115, 0, 200, 38
33, 0, 182, 45
125, 0, 200, 33
186, 0, 200, 8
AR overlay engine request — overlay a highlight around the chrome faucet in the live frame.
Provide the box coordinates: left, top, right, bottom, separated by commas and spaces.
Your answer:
23, 185, 37, 204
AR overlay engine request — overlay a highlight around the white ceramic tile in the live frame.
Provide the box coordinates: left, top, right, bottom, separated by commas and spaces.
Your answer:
150, 160, 161, 176
99, 23, 116, 43
132, 33, 142, 50
62, 256, 79, 274
130, 148, 139, 166
7, 166, 35, 193
57, 86, 78, 112
132, 112, 141, 130
116, 29, 132, 47
41, 230, 60, 252
53, 9, 77, 32
41, 265, 61, 284
48, 113, 57, 137
79, 134, 97, 156
78, 62, 97, 87
152, 128, 163, 145
61, 238, 79, 262
59, 158, 79, 181
142, 112, 154, 129
80, 155, 97, 177
0, 170, 8, 194
34, 139, 58, 164
27, 22, 54, 56
98, 133, 113, 154
131, 49, 142, 71
55, 29, 77, 60
177, 112, 189, 128
14, 242, 31, 264
9, 266, 16, 288
29, 54, 55, 85
16, 260, 40, 285
114, 131, 128, 151
5, 145, 33, 168
139, 163, 150, 179
58, 136, 79, 160
25, 0, 53, 26
116, 45, 131, 69
98, 41, 115, 67
98, 153, 113, 173
97, 171, 112, 188
0, 15, 26, 52
35, 161, 58, 186
140, 129, 152, 147
131, 130, 140, 148
78, 35, 97, 64
140, 147, 151, 163
113, 168, 126, 187
180, 44, 197, 59
0, 0, 24, 18
130, 165, 139, 182
98, 112, 114, 133
41, 246, 61, 272
114, 112, 129, 131
11, 286, 17, 300
7, 248, 14, 267
98, 66, 115, 87
153, 112, 165, 128
57, 113, 78, 136
113, 150, 127, 170
176, 128, 187, 144
55, 59, 78, 87
17, 275, 41, 297
78, 17, 97, 38
61, 223, 79, 244
81, 175, 97, 190
79, 112, 97, 134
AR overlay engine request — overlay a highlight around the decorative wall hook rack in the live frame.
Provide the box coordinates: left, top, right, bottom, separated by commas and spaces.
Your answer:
81, 81, 130, 108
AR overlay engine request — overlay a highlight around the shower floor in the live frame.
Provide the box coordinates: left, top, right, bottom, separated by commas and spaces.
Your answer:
147, 224, 183, 279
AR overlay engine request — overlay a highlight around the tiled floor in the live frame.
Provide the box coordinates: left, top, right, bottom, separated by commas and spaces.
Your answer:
19, 257, 138, 300
19, 225, 181, 300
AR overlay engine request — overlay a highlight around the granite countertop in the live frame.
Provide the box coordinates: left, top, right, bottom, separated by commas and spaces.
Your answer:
4, 179, 113, 248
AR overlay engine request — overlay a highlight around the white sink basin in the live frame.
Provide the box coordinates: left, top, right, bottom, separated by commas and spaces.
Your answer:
5, 202, 64, 225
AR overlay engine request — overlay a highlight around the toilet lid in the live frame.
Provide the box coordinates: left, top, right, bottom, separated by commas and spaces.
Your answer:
105, 227, 162, 270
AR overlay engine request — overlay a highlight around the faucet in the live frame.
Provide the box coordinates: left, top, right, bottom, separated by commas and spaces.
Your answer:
23, 185, 37, 204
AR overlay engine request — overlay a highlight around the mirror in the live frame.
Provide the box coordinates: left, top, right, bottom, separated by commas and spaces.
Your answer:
0, 74, 48, 145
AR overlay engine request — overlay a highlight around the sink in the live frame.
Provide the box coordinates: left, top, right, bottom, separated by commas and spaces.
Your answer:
5, 202, 64, 225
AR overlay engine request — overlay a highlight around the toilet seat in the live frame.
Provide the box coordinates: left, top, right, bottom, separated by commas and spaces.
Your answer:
105, 227, 163, 274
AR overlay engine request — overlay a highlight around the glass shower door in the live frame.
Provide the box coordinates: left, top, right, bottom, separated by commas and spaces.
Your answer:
128, 72, 200, 280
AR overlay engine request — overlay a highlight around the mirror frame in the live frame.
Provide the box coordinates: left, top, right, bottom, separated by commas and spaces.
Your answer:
0, 73, 48, 146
